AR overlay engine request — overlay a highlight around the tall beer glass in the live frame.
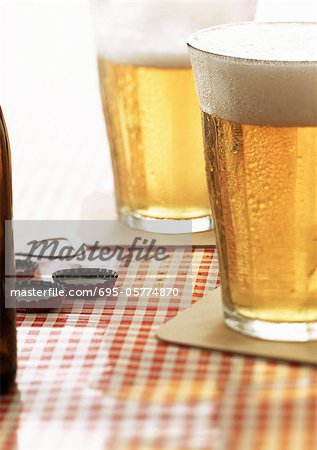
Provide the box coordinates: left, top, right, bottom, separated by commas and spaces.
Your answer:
91, 1, 256, 233
188, 22, 317, 341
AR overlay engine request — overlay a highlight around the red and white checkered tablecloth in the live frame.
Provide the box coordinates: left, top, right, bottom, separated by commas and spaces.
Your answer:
1, 248, 317, 450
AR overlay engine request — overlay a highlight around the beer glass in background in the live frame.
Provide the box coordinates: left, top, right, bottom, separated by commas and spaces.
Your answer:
91, 1, 256, 233
188, 22, 317, 341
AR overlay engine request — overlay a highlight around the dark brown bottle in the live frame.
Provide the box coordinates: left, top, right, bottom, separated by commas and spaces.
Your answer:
0, 106, 16, 394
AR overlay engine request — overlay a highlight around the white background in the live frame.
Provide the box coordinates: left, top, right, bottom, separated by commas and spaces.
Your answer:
0, 0, 316, 220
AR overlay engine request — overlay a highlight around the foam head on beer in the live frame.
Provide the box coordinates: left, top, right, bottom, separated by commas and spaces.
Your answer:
188, 22, 317, 126
92, 0, 256, 67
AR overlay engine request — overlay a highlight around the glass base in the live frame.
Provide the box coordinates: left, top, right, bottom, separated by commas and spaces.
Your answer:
224, 307, 317, 342
119, 208, 213, 234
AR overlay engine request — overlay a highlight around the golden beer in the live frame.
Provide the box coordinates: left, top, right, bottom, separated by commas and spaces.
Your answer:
189, 22, 317, 340
92, 0, 256, 232
203, 114, 317, 321
98, 59, 210, 222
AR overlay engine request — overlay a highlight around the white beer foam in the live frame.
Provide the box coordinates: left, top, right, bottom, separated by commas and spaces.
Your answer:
92, 1, 256, 68
188, 22, 317, 126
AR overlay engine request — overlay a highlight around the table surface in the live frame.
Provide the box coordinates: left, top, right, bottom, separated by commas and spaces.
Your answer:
1, 248, 317, 450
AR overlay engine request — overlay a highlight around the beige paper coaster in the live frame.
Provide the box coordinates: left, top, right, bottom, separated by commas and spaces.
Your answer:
156, 288, 317, 365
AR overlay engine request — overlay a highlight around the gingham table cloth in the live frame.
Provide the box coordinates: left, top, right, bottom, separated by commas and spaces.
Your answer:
0, 248, 316, 450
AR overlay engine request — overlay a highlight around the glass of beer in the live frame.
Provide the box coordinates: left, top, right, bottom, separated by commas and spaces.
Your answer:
91, 1, 256, 233
188, 22, 317, 341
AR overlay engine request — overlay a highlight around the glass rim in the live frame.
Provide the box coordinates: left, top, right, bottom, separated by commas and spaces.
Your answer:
187, 21, 317, 65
